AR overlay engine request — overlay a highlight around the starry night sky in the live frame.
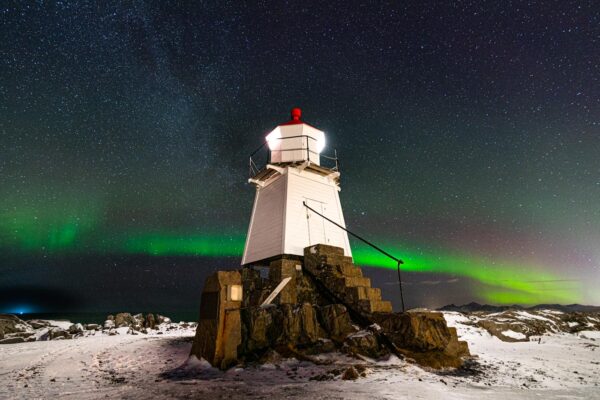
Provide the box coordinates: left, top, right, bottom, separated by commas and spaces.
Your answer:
1, 1, 599, 315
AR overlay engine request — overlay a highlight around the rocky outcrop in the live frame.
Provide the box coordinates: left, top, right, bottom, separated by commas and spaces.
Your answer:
69, 323, 84, 335
0, 314, 35, 343
0, 314, 32, 335
240, 301, 379, 360
196, 244, 472, 370
317, 304, 355, 342
448, 309, 600, 342
374, 311, 470, 369
0, 312, 193, 345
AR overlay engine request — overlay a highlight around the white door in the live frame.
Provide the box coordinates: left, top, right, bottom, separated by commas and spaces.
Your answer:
305, 198, 328, 245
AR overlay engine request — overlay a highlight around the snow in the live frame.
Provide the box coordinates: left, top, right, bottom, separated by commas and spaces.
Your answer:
44, 320, 73, 330
515, 311, 553, 322
578, 330, 600, 340
501, 330, 527, 340
0, 314, 598, 399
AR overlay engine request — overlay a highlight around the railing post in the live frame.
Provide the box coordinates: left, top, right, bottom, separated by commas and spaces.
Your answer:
306, 136, 310, 162
334, 149, 339, 171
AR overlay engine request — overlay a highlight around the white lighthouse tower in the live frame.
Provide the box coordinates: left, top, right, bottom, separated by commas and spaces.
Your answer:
242, 108, 352, 265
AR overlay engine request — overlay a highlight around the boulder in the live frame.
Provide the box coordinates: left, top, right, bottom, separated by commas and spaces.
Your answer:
69, 323, 84, 334
145, 314, 156, 329
8, 332, 35, 339
0, 327, 3, 339
28, 320, 51, 329
344, 330, 382, 358
374, 311, 470, 368
114, 313, 135, 328
0, 314, 32, 335
85, 323, 101, 331
0, 337, 26, 344
104, 319, 115, 329
49, 328, 71, 340
341, 366, 360, 380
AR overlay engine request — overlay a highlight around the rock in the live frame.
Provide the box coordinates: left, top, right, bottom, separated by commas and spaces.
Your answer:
0, 327, 4, 340
68, 323, 84, 334
104, 320, 115, 329
0, 337, 26, 344
157, 315, 171, 324
344, 331, 382, 358
318, 304, 356, 342
145, 314, 156, 329
108, 329, 118, 336
374, 311, 470, 369
28, 320, 51, 329
49, 328, 71, 340
280, 303, 324, 346
37, 329, 50, 341
341, 366, 359, 380
85, 323, 100, 331
242, 306, 276, 355
114, 313, 135, 328
0, 314, 33, 335
8, 332, 36, 339
107, 315, 114, 321
240, 302, 327, 360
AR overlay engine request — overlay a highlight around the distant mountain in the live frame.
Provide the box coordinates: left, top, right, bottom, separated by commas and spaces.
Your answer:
438, 302, 600, 313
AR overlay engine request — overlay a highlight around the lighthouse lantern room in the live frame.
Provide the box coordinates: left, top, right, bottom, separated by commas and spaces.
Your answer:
242, 108, 352, 265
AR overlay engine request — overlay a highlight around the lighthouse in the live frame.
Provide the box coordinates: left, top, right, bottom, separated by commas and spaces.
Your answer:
242, 108, 352, 265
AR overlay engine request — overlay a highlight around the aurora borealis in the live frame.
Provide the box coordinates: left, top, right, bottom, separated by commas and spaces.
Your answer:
1, 2, 599, 313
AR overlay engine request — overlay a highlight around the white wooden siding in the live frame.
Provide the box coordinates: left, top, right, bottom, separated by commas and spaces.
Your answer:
243, 166, 352, 265
241, 175, 286, 264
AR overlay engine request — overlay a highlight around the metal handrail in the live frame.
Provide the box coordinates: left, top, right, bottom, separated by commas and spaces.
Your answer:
248, 135, 339, 179
303, 201, 406, 312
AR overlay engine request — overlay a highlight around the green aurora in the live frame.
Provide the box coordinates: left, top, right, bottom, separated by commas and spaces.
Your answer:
0, 210, 582, 305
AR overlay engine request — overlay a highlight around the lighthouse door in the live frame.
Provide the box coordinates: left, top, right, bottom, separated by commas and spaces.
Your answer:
305, 198, 328, 246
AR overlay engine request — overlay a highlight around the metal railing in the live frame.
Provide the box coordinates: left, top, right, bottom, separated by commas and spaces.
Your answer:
303, 201, 406, 312
249, 135, 339, 179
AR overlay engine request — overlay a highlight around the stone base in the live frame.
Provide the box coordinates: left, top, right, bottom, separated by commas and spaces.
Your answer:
192, 244, 471, 370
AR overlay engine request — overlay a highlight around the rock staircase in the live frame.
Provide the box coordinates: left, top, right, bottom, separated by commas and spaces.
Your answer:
303, 244, 393, 315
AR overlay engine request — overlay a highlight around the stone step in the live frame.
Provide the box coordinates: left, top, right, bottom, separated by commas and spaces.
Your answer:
334, 276, 371, 289
304, 244, 345, 257
358, 300, 393, 314
323, 263, 363, 278
321, 254, 354, 267
345, 286, 382, 302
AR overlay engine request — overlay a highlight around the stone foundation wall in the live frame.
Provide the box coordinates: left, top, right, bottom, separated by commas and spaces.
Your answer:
192, 245, 470, 370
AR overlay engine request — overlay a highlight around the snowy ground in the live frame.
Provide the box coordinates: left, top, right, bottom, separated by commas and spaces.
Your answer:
0, 312, 598, 399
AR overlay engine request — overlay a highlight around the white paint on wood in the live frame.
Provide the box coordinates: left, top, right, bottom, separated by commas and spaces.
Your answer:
261, 277, 292, 307
242, 165, 352, 265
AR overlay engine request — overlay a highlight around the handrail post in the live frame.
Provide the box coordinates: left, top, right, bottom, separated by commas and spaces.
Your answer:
306, 135, 310, 162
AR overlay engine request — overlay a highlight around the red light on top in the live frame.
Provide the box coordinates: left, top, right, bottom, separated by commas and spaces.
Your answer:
291, 107, 302, 121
